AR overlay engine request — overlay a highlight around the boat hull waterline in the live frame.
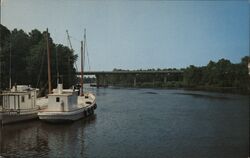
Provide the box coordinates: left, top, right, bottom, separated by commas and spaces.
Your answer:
0, 111, 38, 124
0, 85, 40, 125
38, 102, 97, 123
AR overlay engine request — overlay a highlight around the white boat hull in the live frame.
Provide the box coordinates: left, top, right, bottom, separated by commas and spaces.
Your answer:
0, 110, 38, 125
38, 103, 97, 123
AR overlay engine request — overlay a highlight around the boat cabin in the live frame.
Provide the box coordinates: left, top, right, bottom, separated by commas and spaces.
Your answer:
47, 84, 79, 112
0, 85, 38, 112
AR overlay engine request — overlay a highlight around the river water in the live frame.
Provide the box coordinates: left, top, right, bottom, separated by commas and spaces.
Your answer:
0, 87, 249, 158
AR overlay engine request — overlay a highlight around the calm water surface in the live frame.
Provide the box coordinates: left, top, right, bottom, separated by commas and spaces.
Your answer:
0, 87, 249, 158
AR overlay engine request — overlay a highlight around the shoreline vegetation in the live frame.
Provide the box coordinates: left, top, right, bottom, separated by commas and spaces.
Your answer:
98, 83, 250, 95
0, 24, 77, 95
86, 57, 250, 95
1, 25, 249, 95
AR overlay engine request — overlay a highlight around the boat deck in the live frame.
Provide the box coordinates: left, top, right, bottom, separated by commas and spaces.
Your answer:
36, 97, 48, 109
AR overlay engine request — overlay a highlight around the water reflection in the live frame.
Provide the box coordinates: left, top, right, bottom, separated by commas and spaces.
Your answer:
0, 88, 248, 158
173, 92, 232, 100
0, 115, 96, 158
141, 91, 158, 95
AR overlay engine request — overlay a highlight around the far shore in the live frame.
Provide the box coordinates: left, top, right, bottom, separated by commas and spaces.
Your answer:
88, 83, 250, 95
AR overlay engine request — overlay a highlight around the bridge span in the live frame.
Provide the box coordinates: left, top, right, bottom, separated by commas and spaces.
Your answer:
76, 70, 184, 87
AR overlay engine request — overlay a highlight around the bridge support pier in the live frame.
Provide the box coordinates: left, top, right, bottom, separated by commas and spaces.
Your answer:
96, 75, 100, 88
133, 76, 137, 87
164, 76, 167, 84
103, 75, 107, 86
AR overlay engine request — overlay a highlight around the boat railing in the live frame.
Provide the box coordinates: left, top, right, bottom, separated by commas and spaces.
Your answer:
84, 93, 95, 100
0, 107, 38, 114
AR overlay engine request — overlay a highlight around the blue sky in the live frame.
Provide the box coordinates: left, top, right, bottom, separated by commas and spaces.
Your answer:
1, 0, 249, 71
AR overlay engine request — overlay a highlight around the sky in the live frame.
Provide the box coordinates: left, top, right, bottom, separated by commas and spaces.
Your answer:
1, 0, 249, 71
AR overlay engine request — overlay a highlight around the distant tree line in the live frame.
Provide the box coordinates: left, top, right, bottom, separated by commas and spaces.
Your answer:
183, 57, 250, 93
95, 57, 250, 94
0, 24, 77, 94
103, 68, 183, 88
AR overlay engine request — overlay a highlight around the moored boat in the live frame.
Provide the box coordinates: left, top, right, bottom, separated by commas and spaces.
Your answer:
0, 85, 39, 124
38, 28, 97, 123
38, 84, 96, 123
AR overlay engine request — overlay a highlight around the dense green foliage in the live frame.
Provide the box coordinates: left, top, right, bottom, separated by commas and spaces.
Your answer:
183, 57, 250, 93
100, 68, 183, 88
95, 58, 250, 94
0, 25, 77, 94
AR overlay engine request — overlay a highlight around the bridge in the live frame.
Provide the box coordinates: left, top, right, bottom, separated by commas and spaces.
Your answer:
76, 70, 184, 87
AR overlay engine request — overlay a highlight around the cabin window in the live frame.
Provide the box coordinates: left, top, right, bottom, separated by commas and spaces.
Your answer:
28, 94, 31, 99
56, 97, 60, 102
21, 96, 25, 102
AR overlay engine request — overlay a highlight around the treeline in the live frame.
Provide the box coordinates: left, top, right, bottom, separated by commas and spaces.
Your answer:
94, 68, 183, 88
0, 24, 77, 94
184, 57, 249, 90
183, 57, 250, 94
109, 68, 183, 87
97, 57, 250, 94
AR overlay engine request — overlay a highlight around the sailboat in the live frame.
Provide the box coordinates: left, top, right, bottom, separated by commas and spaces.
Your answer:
38, 29, 97, 123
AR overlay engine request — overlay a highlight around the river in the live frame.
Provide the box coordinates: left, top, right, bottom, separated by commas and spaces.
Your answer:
0, 87, 249, 158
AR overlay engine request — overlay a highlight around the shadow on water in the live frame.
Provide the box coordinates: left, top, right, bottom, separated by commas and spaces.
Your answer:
173, 92, 231, 100
0, 115, 97, 158
141, 92, 158, 95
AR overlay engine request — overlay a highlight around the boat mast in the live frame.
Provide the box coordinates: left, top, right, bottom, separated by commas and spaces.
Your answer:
55, 46, 59, 85
46, 28, 52, 94
0, 0, 2, 24
80, 28, 86, 96
9, 36, 11, 89
0, 0, 2, 90
66, 30, 71, 87
80, 40, 83, 96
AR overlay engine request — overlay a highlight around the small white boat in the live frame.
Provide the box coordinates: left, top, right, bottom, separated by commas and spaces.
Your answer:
38, 84, 96, 123
0, 85, 39, 124
38, 29, 96, 123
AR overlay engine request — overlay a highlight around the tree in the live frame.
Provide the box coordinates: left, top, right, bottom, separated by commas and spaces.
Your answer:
0, 25, 77, 94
